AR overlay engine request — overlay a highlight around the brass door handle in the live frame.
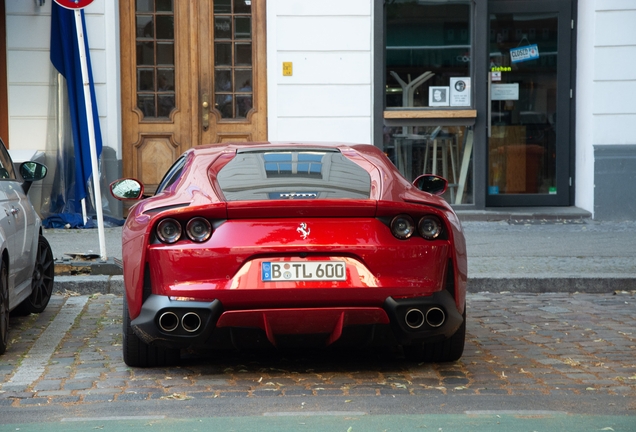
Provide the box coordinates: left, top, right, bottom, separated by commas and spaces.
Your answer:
202, 94, 209, 131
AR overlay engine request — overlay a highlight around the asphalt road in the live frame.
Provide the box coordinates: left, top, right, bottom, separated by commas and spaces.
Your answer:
1, 292, 635, 430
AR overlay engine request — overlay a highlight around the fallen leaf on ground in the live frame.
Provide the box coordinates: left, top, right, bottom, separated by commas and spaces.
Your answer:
160, 393, 193, 401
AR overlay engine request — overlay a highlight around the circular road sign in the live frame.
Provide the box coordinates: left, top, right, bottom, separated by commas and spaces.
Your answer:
54, 0, 94, 9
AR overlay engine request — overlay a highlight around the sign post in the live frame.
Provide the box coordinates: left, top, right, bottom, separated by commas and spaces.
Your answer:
53, 0, 106, 261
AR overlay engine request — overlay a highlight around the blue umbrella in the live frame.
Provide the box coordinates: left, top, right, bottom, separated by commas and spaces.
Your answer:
49, 1, 107, 260
49, 2, 102, 215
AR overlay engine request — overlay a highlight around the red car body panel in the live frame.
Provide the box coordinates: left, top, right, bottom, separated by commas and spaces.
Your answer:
120, 142, 467, 345
216, 308, 390, 347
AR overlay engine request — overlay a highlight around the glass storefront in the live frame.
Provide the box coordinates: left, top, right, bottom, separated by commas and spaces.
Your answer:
380, 0, 573, 208
488, 11, 558, 196
384, 0, 475, 205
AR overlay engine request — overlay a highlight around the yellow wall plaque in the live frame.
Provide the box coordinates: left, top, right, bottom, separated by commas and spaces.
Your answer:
283, 62, 293, 76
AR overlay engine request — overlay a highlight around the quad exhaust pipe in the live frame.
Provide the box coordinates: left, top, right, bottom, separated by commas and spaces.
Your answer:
182, 312, 202, 333
404, 307, 446, 329
425, 307, 445, 328
158, 311, 179, 332
158, 311, 202, 333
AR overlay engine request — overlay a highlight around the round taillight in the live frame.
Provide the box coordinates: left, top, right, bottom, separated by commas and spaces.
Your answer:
186, 217, 212, 242
418, 215, 443, 240
391, 215, 416, 240
156, 218, 182, 244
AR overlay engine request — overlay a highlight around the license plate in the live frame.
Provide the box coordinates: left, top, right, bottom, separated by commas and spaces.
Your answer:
262, 261, 346, 282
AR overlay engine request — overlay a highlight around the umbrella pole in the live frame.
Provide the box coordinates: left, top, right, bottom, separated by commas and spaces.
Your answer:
75, 10, 106, 261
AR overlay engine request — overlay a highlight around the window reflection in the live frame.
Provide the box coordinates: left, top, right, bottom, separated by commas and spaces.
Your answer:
214, 0, 231, 14
236, 95, 252, 118
215, 43, 232, 66
215, 94, 233, 118
138, 68, 154, 91
214, 0, 253, 119
383, 124, 474, 205
215, 16, 232, 39
385, 0, 471, 109
156, 42, 174, 64
234, 17, 251, 38
217, 150, 371, 201
215, 69, 232, 92
235, 43, 252, 66
135, 0, 176, 118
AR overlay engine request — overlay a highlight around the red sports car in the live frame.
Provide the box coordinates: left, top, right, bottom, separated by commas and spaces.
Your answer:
110, 142, 467, 367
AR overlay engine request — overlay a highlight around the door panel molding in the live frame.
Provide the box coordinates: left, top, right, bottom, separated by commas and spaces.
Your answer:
216, 133, 252, 143
133, 134, 180, 192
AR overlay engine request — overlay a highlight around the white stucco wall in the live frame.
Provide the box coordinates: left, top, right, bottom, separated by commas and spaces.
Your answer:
266, 0, 373, 144
592, 0, 636, 143
577, 0, 636, 215
575, 0, 595, 214
5, 1, 120, 157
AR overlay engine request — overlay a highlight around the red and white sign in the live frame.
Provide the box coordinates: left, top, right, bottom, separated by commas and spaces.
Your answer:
54, 0, 94, 9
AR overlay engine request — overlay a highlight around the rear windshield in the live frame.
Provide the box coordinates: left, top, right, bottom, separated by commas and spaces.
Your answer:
217, 148, 372, 201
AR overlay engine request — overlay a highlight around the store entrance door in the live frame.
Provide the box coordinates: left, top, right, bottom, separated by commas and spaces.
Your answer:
487, 0, 572, 206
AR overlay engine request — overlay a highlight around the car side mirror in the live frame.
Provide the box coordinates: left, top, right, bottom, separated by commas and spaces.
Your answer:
19, 161, 48, 182
110, 178, 144, 201
413, 174, 448, 196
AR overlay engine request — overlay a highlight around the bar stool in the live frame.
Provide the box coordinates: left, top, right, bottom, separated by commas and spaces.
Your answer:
423, 135, 458, 201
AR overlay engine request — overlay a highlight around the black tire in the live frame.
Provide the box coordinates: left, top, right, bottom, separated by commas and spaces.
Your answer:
405, 308, 466, 363
122, 296, 180, 367
0, 262, 8, 355
15, 235, 54, 315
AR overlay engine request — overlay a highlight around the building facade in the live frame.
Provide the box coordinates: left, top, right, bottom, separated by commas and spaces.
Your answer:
2, 0, 635, 220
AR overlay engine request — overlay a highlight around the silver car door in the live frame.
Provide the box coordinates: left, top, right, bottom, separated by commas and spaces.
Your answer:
8, 182, 36, 290
0, 143, 26, 307
0, 181, 17, 307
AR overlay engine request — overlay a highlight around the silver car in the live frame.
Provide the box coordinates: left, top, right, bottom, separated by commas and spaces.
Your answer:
0, 138, 53, 355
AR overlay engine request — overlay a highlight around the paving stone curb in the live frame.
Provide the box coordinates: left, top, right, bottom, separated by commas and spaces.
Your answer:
468, 276, 636, 293
54, 275, 124, 295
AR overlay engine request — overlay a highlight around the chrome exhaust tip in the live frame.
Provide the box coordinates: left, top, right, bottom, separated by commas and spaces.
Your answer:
158, 311, 179, 332
425, 307, 446, 328
181, 312, 202, 333
404, 308, 426, 329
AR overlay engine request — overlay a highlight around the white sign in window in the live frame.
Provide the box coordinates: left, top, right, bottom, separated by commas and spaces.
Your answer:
450, 77, 471, 107
491, 83, 519, 101
429, 86, 449, 106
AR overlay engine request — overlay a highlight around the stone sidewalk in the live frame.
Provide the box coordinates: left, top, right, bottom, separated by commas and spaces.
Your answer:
1, 292, 635, 413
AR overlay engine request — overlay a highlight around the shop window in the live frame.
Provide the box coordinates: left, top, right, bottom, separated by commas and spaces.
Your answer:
383, 1, 474, 205
385, 0, 472, 109
383, 124, 474, 205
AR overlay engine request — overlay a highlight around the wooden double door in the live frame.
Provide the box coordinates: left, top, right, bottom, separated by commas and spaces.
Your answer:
120, 0, 267, 193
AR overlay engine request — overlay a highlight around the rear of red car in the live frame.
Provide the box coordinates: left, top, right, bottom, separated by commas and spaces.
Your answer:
121, 144, 466, 366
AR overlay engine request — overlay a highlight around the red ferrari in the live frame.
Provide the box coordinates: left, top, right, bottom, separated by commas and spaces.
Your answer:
110, 142, 467, 367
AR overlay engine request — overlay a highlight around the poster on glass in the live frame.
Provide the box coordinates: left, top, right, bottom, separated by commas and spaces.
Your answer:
429, 86, 449, 107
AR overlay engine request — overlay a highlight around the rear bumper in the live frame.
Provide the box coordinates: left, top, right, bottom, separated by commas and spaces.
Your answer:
130, 291, 463, 349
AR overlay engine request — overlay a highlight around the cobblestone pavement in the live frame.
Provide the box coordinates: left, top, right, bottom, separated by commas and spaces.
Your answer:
1, 293, 635, 415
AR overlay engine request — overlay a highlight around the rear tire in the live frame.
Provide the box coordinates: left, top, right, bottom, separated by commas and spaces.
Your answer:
0, 263, 8, 355
405, 308, 466, 362
15, 236, 54, 315
122, 296, 180, 367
